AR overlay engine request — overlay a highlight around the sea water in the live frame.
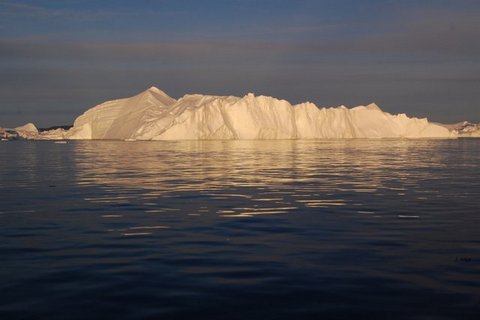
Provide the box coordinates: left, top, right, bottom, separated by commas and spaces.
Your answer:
1, 139, 479, 319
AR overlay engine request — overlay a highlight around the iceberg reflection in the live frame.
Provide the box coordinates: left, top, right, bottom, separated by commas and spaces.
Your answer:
71, 139, 451, 223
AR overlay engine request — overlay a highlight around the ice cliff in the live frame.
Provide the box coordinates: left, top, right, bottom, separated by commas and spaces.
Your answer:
58, 86, 454, 140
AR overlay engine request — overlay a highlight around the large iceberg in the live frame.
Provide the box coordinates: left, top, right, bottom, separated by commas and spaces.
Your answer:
59, 86, 454, 140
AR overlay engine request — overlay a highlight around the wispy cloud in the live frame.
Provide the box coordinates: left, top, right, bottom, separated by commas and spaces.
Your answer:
350, 8, 480, 57
0, 40, 289, 62
0, 0, 128, 20
0, 1, 58, 18
1, 4, 479, 63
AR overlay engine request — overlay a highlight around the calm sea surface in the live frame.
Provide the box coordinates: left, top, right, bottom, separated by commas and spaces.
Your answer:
1, 139, 479, 319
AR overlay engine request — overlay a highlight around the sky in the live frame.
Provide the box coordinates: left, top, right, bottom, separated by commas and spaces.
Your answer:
1, 0, 479, 127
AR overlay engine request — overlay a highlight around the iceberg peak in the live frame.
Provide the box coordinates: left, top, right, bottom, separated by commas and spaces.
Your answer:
138, 86, 176, 106
15, 122, 38, 133
366, 103, 381, 111
147, 86, 162, 93
143, 86, 171, 97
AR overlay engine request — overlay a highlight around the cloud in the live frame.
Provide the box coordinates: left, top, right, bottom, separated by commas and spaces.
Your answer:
2, 5, 480, 66
0, 0, 128, 20
0, 1, 60, 18
0, 40, 320, 64
350, 8, 480, 57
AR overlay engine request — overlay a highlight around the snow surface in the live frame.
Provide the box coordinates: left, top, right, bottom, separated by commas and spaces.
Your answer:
60, 86, 454, 140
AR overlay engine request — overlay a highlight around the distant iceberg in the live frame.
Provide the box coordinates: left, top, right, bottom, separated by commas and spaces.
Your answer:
16, 86, 480, 140
1, 123, 37, 140
15, 123, 38, 139
436, 121, 480, 138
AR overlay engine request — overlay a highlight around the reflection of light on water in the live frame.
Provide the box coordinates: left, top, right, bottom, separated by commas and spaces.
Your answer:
130, 225, 170, 230
85, 196, 132, 204
357, 211, 375, 215
233, 206, 297, 211
145, 208, 181, 214
296, 199, 347, 208
218, 206, 297, 218
240, 210, 289, 215
352, 188, 377, 193
108, 225, 170, 236
145, 209, 166, 214
71, 140, 456, 226
123, 232, 152, 236
220, 210, 290, 218
204, 193, 252, 199
398, 215, 420, 219
218, 210, 236, 214
12, 210, 37, 214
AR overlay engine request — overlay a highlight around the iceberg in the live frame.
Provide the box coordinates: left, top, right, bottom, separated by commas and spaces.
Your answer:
15, 122, 38, 133
0, 122, 38, 140
15, 122, 38, 139
60, 86, 454, 140
437, 121, 480, 138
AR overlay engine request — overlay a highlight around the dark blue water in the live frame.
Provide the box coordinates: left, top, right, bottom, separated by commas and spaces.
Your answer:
1, 140, 479, 319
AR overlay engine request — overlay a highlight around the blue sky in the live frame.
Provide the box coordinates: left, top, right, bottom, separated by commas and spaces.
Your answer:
1, 0, 479, 127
